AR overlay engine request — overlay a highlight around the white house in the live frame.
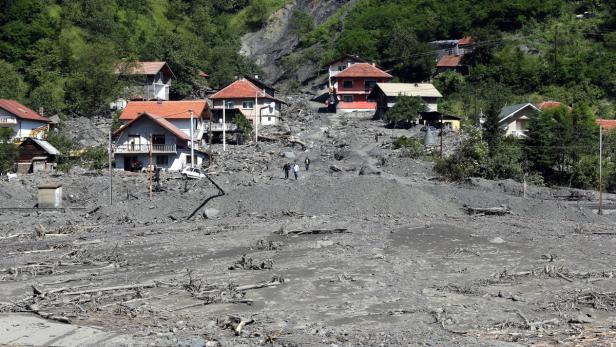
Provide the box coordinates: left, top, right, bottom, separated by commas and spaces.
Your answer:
367, 83, 443, 119
114, 100, 210, 171
209, 77, 287, 127
324, 55, 367, 90
0, 99, 51, 141
498, 103, 540, 138
112, 61, 176, 110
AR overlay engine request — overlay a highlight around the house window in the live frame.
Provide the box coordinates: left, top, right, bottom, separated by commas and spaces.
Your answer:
128, 135, 140, 150
156, 155, 168, 167
242, 101, 254, 109
225, 101, 234, 109
185, 155, 192, 166
152, 134, 165, 145
342, 80, 353, 88
342, 95, 353, 103
364, 80, 376, 91
338, 65, 346, 71
268, 117, 272, 121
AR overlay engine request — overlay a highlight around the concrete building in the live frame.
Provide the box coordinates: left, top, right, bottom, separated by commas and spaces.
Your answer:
332, 63, 392, 112
113, 100, 210, 171
0, 99, 51, 142
498, 103, 540, 138
112, 61, 176, 110
209, 77, 287, 127
368, 83, 443, 119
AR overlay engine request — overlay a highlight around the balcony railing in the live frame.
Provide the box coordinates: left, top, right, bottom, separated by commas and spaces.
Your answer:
510, 130, 529, 138
0, 117, 17, 125
114, 144, 176, 153
208, 122, 238, 131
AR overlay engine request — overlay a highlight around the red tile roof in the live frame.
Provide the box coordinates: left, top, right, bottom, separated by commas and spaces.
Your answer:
0, 99, 50, 122
210, 78, 281, 102
119, 100, 209, 121
114, 112, 189, 141
437, 55, 464, 67
115, 61, 176, 78
597, 119, 616, 131
537, 101, 572, 112
334, 63, 392, 79
458, 36, 474, 45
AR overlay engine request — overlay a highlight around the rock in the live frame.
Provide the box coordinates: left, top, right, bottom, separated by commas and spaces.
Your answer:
359, 165, 381, 176
203, 208, 219, 219
315, 240, 334, 248
490, 237, 505, 244
281, 151, 296, 159
329, 165, 342, 173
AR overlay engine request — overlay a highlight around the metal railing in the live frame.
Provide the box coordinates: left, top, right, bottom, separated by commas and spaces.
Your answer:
0, 117, 17, 124
208, 122, 238, 131
114, 144, 176, 153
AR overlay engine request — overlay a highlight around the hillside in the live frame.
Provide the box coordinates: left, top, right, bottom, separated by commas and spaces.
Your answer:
1, 0, 614, 119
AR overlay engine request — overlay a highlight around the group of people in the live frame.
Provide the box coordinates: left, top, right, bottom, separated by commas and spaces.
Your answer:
283, 157, 310, 180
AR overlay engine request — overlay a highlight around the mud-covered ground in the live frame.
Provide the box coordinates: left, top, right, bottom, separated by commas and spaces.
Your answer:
1, 98, 616, 346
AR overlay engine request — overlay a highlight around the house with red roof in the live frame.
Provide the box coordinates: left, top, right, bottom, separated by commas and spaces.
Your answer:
432, 36, 475, 76
209, 77, 287, 127
113, 100, 210, 171
597, 119, 616, 132
324, 54, 367, 90
112, 61, 176, 110
0, 99, 51, 142
331, 63, 392, 112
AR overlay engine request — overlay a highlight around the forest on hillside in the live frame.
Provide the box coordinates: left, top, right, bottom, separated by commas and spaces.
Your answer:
0, 0, 280, 117
1, 0, 615, 120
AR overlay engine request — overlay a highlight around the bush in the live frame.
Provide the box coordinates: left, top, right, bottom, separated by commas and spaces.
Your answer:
393, 136, 423, 158
0, 128, 17, 173
434, 126, 488, 180
81, 146, 108, 170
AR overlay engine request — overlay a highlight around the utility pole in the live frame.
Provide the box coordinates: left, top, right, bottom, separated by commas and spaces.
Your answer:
208, 114, 213, 168
148, 134, 153, 200
108, 129, 113, 206
189, 109, 195, 167
222, 100, 226, 151
599, 126, 603, 215
439, 112, 444, 157
254, 92, 258, 143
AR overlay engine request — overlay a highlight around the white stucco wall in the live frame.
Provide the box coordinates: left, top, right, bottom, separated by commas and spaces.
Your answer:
0, 109, 48, 140
212, 98, 281, 125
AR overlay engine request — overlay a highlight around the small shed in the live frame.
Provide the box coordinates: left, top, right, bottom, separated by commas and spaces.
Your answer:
17, 138, 60, 173
420, 112, 462, 131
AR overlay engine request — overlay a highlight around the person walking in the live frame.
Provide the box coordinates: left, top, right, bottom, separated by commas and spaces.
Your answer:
283, 163, 290, 179
304, 157, 310, 171
375, 133, 379, 143
293, 162, 300, 180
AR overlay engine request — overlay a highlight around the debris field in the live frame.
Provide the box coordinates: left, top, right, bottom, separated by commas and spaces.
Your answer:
1, 96, 616, 346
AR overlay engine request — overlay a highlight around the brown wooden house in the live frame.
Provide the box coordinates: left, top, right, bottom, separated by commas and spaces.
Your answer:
17, 137, 60, 173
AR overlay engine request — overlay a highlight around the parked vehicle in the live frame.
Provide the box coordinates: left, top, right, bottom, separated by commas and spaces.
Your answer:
181, 167, 206, 179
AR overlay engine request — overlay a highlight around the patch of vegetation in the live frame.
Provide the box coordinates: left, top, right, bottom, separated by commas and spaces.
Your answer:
393, 136, 423, 159
0, 128, 18, 173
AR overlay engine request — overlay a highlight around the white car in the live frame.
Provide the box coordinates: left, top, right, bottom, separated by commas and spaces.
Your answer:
181, 167, 206, 179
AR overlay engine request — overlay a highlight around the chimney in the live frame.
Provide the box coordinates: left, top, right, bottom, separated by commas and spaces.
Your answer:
38, 107, 44, 117
372, 62, 376, 66
254, 75, 260, 80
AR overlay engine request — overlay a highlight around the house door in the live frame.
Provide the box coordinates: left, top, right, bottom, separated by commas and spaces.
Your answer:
123, 156, 133, 171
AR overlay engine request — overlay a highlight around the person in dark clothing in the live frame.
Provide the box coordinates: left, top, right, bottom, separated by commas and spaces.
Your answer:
375, 133, 379, 143
283, 163, 290, 179
304, 157, 310, 171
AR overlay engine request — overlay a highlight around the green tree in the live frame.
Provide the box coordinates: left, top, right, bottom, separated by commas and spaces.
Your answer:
0, 128, 18, 173
0, 60, 28, 100
290, 9, 314, 43
385, 96, 427, 126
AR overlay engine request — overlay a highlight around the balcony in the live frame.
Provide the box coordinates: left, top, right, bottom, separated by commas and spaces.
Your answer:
114, 144, 176, 154
510, 130, 529, 138
0, 117, 17, 125
208, 122, 238, 132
